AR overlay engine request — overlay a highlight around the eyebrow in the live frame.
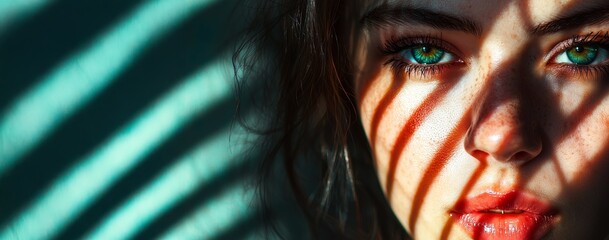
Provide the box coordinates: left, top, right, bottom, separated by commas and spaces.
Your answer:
531, 7, 609, 35
360, 4, 482, 36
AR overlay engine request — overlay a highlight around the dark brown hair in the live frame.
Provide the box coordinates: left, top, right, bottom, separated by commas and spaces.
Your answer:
234, 0, 408, 238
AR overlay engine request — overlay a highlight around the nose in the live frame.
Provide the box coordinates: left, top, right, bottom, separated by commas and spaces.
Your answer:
464, 72, 542, 165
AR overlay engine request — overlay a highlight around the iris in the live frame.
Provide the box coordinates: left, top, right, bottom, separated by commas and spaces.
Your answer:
566, 45, 598, 65
411, 45, 445, 64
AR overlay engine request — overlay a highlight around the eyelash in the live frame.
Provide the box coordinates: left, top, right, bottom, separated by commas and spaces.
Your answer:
381, 35, 463, 77
548, 31, 609, 76
381, 31, 609, 79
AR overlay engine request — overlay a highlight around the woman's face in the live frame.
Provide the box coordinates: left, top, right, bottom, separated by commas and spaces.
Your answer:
354, 0, 609, 239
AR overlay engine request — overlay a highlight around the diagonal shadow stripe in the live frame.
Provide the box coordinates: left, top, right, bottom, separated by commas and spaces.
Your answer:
83, 109, 257, 239
407, 111, 471, 235
385, 78, 460, 199
369, 75, 406, 154
130, 154, 256, 240
0, 0, 145, 112
439, 163, 486, 239
0, 0, 54, 38
0, 59, 233, 240
209, 197, 308, 240
208, 212, 262, 240
0, 0, 222, 177
0, 0, 243, 229
51, 88, 254, 240
435, 1, 609, 234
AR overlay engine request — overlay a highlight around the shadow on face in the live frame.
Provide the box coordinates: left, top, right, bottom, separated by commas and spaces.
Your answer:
355, 0, 609, 238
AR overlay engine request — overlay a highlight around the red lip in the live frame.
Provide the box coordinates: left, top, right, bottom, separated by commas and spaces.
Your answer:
450, 191, 558, 240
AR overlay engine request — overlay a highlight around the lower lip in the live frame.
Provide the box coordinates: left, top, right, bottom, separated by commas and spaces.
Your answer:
451, 212, 555, 240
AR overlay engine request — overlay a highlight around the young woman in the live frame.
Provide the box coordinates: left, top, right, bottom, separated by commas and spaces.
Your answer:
237, 0, 609, 239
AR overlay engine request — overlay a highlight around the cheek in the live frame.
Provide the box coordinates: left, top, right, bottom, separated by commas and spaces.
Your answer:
358, 67, 473, 187
544, 74, 600, 117
546, 100, 609, 237
358, 68, 475, 236
518, 77, 609, 213
358, 71, 445, 185
538, 76, 609, 184
553, 101, 609, 183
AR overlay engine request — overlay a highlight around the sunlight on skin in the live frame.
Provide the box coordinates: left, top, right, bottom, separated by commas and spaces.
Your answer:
0, 56, 232, 240
356, 0, 609, 239
0, 0, 216, 178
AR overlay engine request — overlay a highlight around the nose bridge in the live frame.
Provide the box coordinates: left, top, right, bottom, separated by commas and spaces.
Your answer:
463, 2, 542, 164
479, 64, 523, 116
466, 58, 542, 164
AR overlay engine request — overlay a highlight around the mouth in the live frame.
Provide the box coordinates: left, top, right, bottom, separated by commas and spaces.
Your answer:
449, 190, 558, 240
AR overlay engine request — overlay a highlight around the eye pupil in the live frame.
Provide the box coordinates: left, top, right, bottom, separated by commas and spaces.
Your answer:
574, 46, 584, 53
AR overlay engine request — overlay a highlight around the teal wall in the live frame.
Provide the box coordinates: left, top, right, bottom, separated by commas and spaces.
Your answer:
0, 1, 299, 239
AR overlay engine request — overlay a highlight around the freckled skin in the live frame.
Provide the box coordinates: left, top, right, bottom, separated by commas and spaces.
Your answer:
355, 0, 609, 239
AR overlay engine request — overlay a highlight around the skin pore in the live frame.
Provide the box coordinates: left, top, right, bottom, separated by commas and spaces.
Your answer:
354, 0, 609, 239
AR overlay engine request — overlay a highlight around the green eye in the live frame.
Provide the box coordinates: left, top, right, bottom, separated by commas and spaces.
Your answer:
555, 44, 608, 65
566, 45, 598, 65
412, 46, 445, 64
401, 45, 454, 65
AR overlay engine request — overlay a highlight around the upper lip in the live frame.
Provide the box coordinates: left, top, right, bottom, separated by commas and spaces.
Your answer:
450, 190, 558, 215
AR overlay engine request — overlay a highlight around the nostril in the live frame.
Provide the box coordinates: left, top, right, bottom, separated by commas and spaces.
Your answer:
511, 151, 534, 163
465, 124, 542, 164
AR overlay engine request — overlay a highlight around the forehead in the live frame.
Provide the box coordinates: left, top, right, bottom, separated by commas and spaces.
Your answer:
360, 0, 604, 30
